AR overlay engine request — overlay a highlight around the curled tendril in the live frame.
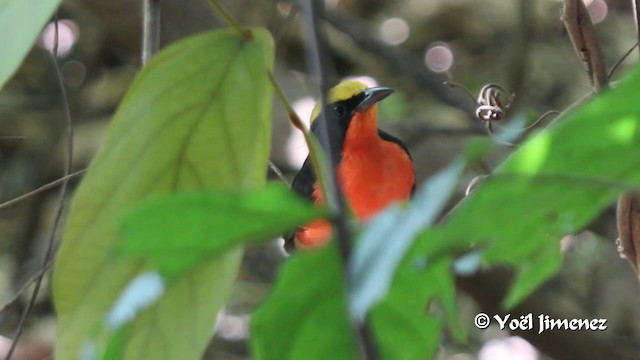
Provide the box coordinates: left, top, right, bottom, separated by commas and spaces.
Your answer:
445, 81, 557, 147
474, 83, 514, 122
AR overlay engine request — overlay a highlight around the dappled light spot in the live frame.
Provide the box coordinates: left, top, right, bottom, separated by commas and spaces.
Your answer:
379, 17, 410, 45
607, 115, 637, 144
513, 130, 550, 174
585, 0, 608, 24
105, 271, 165, 329
39, 19, 79, 57
215, 308, 250, 340
425, 43, 453, 73
479, 336, 537, 360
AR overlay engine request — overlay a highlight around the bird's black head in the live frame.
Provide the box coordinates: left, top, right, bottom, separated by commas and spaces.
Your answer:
309, 80, 393, 165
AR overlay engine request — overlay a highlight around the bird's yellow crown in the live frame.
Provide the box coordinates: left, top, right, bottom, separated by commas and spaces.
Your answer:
310, 80, 368, 123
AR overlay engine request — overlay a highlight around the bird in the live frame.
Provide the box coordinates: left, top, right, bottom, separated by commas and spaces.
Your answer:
284, 80, 415, 252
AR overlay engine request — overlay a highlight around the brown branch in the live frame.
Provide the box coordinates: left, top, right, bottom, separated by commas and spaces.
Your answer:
299, 1, 378, 358
617, 195, 640, 273
562, 0, 609, 92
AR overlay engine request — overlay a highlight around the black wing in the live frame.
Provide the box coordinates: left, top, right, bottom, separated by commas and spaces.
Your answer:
378, 129, 416, 196
283, 156, 316, 252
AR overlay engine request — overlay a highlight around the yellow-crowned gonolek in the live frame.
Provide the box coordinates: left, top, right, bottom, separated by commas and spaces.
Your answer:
284, 80, 416, 252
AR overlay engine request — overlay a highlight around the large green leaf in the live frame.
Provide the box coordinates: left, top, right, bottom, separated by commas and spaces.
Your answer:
118, 184, 325, 279
417, 65, 640, 308
53, 28, 274, 360
0, 0, 61, 89
251, 244, 359, 360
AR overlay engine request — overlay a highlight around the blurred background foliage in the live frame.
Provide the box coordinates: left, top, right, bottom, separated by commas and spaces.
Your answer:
1, 0, 640, 359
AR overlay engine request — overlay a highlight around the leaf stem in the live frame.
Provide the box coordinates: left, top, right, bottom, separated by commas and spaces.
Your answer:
207, 0, 253, 39
267, 71, 331, 205
298, 0, 379, 358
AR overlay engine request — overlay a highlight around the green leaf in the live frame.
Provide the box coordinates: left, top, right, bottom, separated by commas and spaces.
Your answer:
53, 28, 274, 360
118, 184, 325, 279
251, 244, 359, 360
371, 256, 454, 360
0, 0, 61, 89
411, 64, 640, 309
251, 243, 456, 360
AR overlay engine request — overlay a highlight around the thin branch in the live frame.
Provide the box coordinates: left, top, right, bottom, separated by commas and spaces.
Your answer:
142, 0, 162, 64
0, 260, 54, 315
323, 11, 480, 127
267, 70, 327, 191
5, 16, 75, 360
608, 43, 638, 79
298, 0, 344, 226
0, 169, 86, 210
268, 160, 289, 186
298, 1, 378, 359
633, 0, 640, 56
562, 0, 609, 92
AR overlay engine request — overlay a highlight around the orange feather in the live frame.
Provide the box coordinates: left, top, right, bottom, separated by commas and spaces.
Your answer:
295, 104, 414, 249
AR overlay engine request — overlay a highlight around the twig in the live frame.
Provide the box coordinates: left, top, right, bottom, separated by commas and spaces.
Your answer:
268, 160, 289, 186
608, 43, 639, 79
0, 169, 86, 210
5, 16, 74, 360
633, 0, 640, 56
142, 0, 162, 64
0, 260, 54, 315
298, 1, 378, 359
562, 0, 609, 92
323, 11, 481, 127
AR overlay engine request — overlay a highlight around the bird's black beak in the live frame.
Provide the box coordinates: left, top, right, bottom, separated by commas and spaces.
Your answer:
355, 86, 394, 112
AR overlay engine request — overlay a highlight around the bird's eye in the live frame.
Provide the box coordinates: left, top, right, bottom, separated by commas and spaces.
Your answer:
332, 104, 346, 117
